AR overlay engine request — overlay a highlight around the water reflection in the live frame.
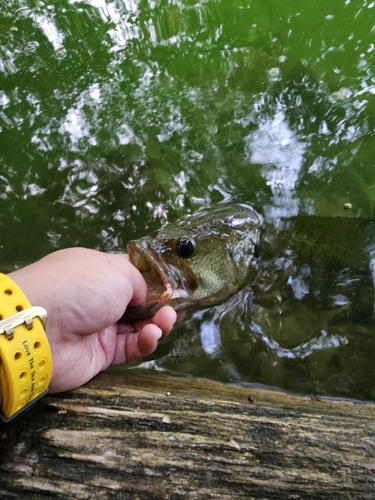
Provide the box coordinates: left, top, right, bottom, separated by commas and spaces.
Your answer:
245, 104, 306, 224
58, 83, 102, 147
1, 0, 375, 398
30, 10, 65, 51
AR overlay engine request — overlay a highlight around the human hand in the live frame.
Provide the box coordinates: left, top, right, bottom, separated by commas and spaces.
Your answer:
7, 248, 177, 393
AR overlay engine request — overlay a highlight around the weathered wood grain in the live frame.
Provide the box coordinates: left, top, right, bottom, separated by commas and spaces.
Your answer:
1, 371, 375, 499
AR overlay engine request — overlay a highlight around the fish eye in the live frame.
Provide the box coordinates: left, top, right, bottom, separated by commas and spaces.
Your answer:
175, 237, 196, 258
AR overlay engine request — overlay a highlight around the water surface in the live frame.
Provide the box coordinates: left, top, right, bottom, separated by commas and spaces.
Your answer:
1, 0, 375, 399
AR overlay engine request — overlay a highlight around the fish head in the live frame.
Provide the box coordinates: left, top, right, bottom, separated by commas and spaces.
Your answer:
126, 204, 261, 317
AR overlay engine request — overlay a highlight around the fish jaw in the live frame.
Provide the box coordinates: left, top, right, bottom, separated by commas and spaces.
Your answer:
127, 239, 190, 304
120, 240, 191, 322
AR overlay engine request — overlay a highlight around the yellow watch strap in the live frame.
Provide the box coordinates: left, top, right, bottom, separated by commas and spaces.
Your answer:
0, 273, 52, 423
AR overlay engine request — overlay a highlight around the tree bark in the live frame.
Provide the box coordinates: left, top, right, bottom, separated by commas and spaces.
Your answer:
1, 371, 375, 499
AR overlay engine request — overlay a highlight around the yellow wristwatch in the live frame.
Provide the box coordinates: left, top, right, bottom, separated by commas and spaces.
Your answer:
0, 273, 52, 423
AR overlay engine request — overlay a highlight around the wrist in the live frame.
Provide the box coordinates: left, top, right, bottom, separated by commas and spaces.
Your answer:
0, 273, 52, 423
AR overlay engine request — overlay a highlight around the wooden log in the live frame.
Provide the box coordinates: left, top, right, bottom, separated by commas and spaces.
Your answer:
0, 371, 375, 499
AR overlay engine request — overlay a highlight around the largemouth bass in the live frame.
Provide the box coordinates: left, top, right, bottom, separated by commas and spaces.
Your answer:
122, 204, 375, 323
122, 204, 261, 321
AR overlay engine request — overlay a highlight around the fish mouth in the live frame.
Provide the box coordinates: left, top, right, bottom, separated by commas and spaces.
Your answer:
127, 240, 189, 304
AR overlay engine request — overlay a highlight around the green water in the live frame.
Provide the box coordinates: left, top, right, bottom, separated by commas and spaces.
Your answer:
1, 0, 375, 399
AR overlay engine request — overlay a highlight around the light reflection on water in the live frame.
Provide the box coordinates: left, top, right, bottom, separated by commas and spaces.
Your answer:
1, 0, 375, 398
245, 105, 306, 224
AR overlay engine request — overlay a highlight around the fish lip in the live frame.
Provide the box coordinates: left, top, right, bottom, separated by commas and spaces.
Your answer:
127, 239, 189, 302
